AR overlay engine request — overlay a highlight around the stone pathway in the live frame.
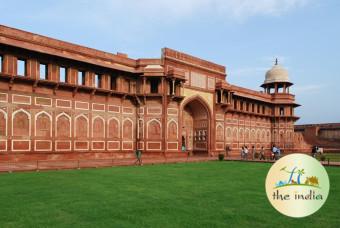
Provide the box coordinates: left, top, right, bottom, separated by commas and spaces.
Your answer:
0, 156, 339, 173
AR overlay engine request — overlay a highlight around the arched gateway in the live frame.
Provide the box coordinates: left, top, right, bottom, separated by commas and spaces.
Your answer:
181, 96, 211, 156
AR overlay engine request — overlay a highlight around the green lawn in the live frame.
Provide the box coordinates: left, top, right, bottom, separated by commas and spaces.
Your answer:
317, 153, 340, 162
0, 162, 339, 228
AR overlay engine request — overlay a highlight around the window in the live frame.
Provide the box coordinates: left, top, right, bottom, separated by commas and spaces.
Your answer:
95, 74, 102, 88
0, 55, 2, 72
150, 79, 159, 93
17, 59, 26, 76
246, 103, 249, 112
240, 101, 244, 111
234, 100, 237, 109
251, 103, 255, 113
78, 71, 85, 86
216, 91, 221, 103
262, 106, 265, 114
110, 75, 117, 90
59, 67, 67, 83
280, 107, 285, 116
169, 81, 174, 95
257, 105, 260, 113
39, 63, 48, 80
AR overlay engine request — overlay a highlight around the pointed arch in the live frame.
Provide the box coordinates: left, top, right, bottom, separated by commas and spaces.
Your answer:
12, 109, 31, 137
245, 128, 250, 142
122, 118, 133, 140
56, 112, 71, 138
92, 115, 105, 138
167, 119, 178, 140
267, 129, 271, 142
75, 114, 89, 138
256, 129, 261, 142
107, 116, 120, 139
0, 109, 7, 136
233, 127, 238, 141
261, 129, 266, 142
251, 129, 256, 142
147, 118, 161, 140
216, 123, 224, 141
35, 111, 52, 137
181, 95, 212, 119
138, 118, 144, 140
225, 127, 232, 141
239, 128, 244, 142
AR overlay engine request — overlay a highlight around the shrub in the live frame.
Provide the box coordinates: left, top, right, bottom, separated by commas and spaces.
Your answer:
320, 155, 326, 161
218, 153, 225, 161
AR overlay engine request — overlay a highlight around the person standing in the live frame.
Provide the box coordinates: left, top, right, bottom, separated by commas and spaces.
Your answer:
259, 146, 265, 160
225, 145, 231, 158
244, 146, 249, 160
271, 145, 277, 160
252, 145, 256, 160
311, 146, 317, 158
134, 149, 143, 166
240, 146, 244, 160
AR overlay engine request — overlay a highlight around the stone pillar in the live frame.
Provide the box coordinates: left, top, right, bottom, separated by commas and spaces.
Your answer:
172, 79, 175, 95
143, 76, 146, 94
274, 84, 278, 93
220, 89, 223, 103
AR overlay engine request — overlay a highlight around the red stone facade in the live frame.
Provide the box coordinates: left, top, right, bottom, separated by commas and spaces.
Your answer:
0, 25, 310, 162
295, 123, 340, 152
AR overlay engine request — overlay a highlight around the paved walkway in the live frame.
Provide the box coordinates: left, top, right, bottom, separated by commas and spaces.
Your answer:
0, 156, 216, 173
0, 156, 339, 173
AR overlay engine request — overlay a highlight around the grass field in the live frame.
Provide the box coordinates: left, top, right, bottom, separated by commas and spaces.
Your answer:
0, 161, 339, 228
316, 153, 340, 162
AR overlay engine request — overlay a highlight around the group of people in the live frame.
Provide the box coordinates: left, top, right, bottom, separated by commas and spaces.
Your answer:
311, 145, 323, 158
240, 145, 281, 160
240, 146, 265, 160
271, 145, 281, 160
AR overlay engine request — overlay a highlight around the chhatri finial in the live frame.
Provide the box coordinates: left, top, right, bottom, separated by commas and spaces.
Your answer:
275, 58, 278, 65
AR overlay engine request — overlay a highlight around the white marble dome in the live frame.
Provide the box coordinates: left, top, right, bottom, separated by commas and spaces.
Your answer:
264, 62, 290, 84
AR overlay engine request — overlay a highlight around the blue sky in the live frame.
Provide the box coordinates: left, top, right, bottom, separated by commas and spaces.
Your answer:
1, 0, 339, 124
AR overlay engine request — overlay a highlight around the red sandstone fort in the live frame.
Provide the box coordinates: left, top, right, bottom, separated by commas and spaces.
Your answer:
0, 25, 338, 166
